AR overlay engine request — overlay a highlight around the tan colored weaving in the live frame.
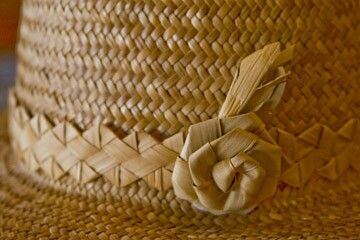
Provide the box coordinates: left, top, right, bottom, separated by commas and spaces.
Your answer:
16, 0, 359, 137
1, 0, 360, 238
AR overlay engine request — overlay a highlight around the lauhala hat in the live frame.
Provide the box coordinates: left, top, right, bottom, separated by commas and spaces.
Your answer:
1, 0, 360, 238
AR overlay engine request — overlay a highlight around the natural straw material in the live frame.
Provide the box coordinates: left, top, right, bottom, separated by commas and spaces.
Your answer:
2, 138, 360, 239
173, 113, 282, 215
9, 92, 360, 199
10, 42, 294, 198
2, 0, 360, 238
172, 43, 291, 214
8, 41, 360, 215
15, 0, 359, 138
218, 43, 293, 118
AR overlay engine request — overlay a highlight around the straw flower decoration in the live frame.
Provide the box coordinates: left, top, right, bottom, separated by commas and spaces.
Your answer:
172, 43, 294, 214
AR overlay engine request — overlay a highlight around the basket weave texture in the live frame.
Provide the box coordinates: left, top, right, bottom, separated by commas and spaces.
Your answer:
1, 0, 360, 238
2, 140, 360, 239
15, 0, 360, 139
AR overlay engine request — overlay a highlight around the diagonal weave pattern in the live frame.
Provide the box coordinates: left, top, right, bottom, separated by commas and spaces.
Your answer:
9, 93, 360, 193
14, 0, 360, 138
2, 138, 360, 239
10, 97, 182, 192
3, 0, 360, 237
271, 120, 360, 187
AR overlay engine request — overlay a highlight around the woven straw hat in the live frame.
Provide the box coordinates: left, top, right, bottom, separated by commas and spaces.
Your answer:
1, 0, 360, 238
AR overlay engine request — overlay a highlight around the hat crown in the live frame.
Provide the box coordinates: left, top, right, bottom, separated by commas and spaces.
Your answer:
7, 0, 360, 221
15, 0, 359, 138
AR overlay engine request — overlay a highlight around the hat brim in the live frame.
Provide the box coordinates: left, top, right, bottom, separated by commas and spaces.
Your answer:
1, 125, 360, 239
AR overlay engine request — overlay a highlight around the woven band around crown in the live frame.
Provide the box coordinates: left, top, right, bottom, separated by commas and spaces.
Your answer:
8, 43, 360, 215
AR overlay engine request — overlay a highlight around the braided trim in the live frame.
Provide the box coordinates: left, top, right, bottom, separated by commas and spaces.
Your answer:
272, 119, 360, 187
9, 43, 360, 203
9, 92, 183, 191
8, 92, 360, 193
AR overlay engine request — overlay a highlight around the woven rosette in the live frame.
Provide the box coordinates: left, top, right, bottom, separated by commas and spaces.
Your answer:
1, 0, 360, 238
173, 43, 292, 214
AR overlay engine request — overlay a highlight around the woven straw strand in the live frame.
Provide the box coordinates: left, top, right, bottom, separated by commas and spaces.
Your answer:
14, 0, 360, 138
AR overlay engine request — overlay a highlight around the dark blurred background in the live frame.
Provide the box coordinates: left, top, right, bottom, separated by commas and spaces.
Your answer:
0, 1, 21, 109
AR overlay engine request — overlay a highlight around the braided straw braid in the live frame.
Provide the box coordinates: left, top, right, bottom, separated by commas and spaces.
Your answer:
2, 0, 360, 237
2, 139, 360, 238
9, 91, 360, 195
8, 41, 360, 201
9, 94, 181, 191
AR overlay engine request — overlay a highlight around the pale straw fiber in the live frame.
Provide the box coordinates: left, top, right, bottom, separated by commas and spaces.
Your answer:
0, 0, 359, 238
